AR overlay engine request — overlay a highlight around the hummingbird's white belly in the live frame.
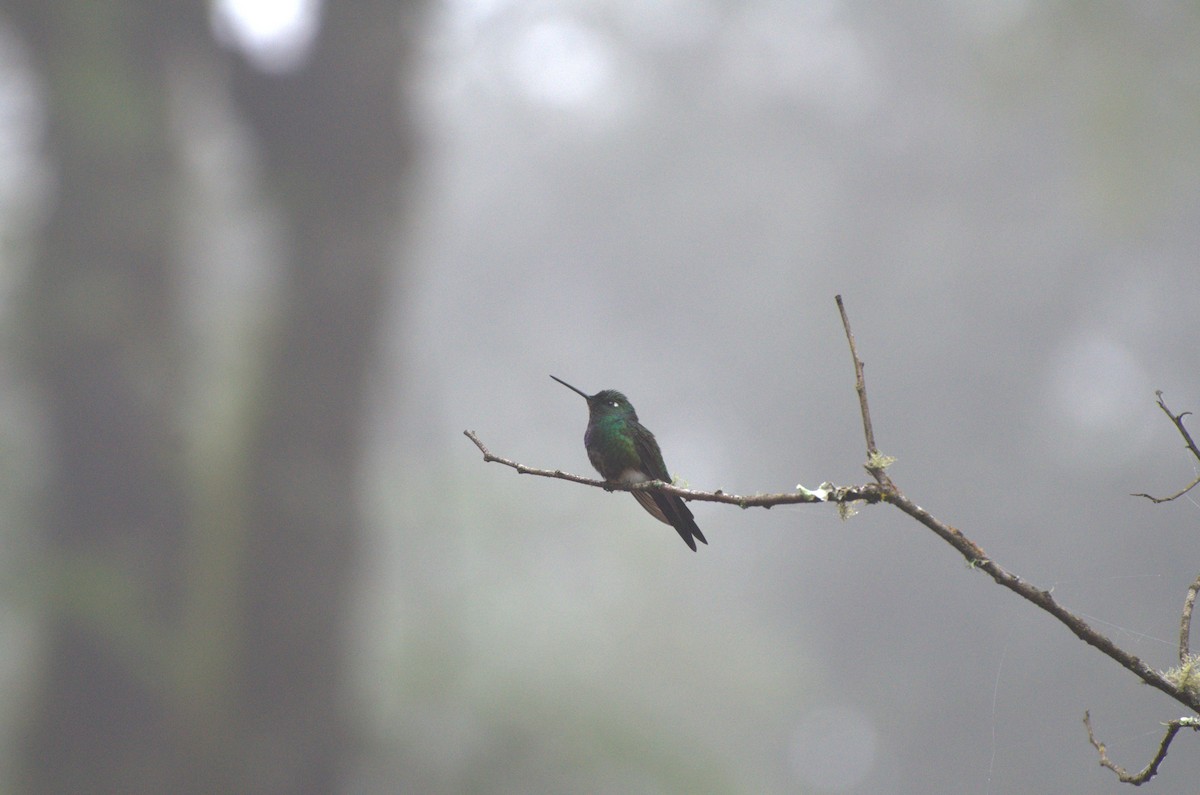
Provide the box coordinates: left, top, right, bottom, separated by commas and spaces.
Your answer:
618, 468, 650, 484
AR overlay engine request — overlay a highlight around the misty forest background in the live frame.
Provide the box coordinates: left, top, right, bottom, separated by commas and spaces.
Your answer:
1, 2, 1199, 793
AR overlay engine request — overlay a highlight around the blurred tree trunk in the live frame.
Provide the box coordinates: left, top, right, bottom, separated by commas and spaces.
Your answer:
10, 3, 421, 793
226, 2, 418, 792
12, 3, 201, 792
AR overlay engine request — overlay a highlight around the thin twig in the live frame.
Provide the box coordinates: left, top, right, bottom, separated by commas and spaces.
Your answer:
1084, 710, 1200, 785
1182, 574, 1200, 663
1133, 392, 1200, 503
835, 295, 882, 469
1132, 472, 1200, 504
463, 430, 887, 508
1157, 391, 1200, 463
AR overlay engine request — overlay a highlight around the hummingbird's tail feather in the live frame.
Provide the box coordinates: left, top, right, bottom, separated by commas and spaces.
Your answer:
633, 490, 707, 551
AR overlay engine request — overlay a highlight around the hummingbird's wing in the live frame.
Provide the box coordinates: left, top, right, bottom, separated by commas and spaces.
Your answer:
631, 489, 671, 523
632, 424, 708, 551
631, 423, 672, 482
632, 487, 707, 551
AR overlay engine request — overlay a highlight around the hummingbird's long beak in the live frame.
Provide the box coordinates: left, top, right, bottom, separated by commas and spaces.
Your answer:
550, 375, 590, 400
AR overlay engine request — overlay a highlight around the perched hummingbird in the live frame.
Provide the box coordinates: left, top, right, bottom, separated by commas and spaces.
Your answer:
551, 375, 708, 551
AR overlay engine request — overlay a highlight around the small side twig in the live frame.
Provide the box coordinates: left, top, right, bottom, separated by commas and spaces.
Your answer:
1132, 392, 1200, 503
1132, 474, 1200, 504
835, 295, 877, 458
835, 295, 894, 487
1084, 710, 1200, 785
1182, 574, 1200, 663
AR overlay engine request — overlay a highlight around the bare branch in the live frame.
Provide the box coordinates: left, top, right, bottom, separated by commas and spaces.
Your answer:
886, 488, 1195, 709
1085, 710, 1200, 785
1133, 392, 1200, 502
463, 430, 888, 508
830, 300, 1198, 711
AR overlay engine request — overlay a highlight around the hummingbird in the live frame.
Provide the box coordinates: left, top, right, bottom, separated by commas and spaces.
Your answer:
551, 375, 708, 551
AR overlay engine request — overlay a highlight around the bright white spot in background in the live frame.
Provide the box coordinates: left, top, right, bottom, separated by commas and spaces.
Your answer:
443, 0, 512, 35
618, 0, 720, 50
960, 0, 1031, 35
790, 704, 878, 791
0, 22, 46, 214
211, 0, 322, 73
1049, 335, 1147, 431
724, 3, 879, 121
508, 18, 616, 109
0, 20, 49, 312
1041, 332, 1159, 465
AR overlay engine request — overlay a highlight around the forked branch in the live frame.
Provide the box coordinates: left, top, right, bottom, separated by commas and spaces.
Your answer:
465, 294, 1200, 784
827, 297, 1197, 714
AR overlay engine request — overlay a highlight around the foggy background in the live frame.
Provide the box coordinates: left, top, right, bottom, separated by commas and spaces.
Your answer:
1, 1, 1198, 793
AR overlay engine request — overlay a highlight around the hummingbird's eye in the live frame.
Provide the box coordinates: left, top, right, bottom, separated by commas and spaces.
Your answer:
609, 400, 620, 408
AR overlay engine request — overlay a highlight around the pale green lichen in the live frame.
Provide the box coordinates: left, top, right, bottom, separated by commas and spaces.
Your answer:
867, 451, 897, 470
1162, 654, 1200, 697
